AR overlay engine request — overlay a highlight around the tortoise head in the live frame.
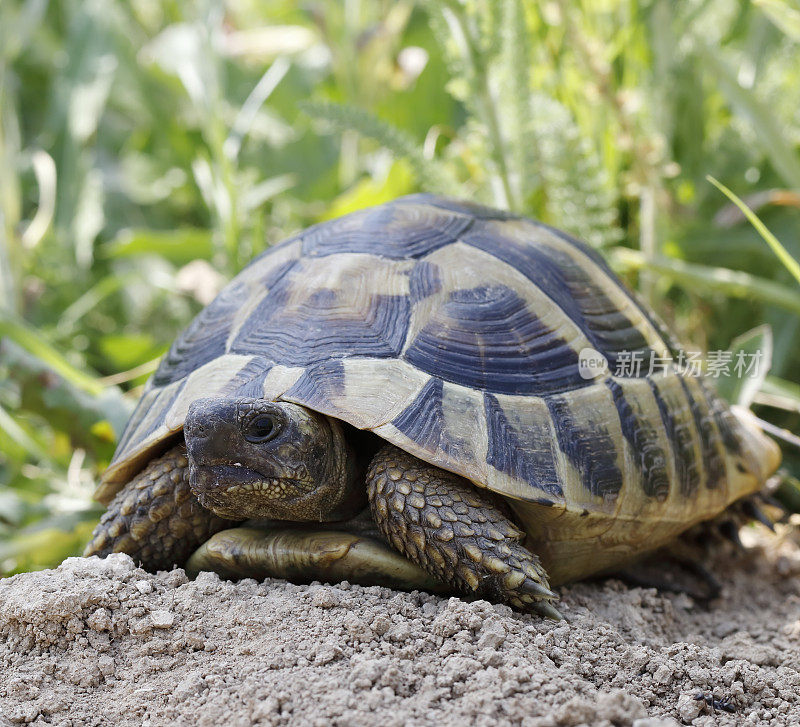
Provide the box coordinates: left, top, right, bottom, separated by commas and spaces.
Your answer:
184, 397, 363, 522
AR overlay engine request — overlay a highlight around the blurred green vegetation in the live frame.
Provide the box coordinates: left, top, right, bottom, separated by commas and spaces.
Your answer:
2, 0, 800, 574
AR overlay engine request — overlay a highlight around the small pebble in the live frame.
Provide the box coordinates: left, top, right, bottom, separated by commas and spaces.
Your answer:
150, 610, 175, 629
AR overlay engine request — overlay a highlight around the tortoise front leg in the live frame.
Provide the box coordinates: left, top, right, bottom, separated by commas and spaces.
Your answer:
84, 445, 235, 571
366, 444, 562, 618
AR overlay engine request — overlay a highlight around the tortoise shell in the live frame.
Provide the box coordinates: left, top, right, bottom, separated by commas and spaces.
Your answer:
98, 195, 780, 581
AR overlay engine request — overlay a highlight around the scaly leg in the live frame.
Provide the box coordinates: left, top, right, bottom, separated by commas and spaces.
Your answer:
366, 444, 561, 618
84, 445, 234, 571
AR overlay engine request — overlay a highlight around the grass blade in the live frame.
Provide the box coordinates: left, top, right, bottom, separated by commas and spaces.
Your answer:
696, 43, 800, 189
0, 316, 107, 395
610, 248, 800, 315
707, 176, 800, 286
225, 56, 290, 160
0, 403, 51, 462
754, 375, 800, 413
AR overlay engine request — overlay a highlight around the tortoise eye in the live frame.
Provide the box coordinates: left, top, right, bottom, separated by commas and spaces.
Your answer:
244, 414, 279, 443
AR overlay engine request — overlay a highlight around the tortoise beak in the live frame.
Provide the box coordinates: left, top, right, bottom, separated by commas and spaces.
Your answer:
184, 398, 240, 467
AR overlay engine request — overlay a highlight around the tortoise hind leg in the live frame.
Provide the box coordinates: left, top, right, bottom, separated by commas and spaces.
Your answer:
367, 444, 562, 618
610, 490, 789, 602
609, 549, 722, 601
84, 445, 234, 571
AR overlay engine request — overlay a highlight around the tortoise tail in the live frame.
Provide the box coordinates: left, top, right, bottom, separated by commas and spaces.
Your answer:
729, 406, 781, 485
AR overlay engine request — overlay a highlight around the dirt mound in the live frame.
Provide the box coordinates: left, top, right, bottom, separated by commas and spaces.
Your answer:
1, 528, 799, 726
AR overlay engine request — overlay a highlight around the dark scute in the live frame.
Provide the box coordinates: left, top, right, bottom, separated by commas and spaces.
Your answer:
152, 282, 246, 386
678, 377, 726, 490
224, 358, 273, 398
392, 378, 484, 465
404, 285, 587, 395
231, 274, 411, 366
392, 378, 445, 454
152, 259, 297, 387
463, 222, 655, 373
605, 379, 670, 500
484, 394, 562, 496
144, 380, 187, 439
699, 378, 743, 456
284, 359, 346, 411
408, 261, 442, 302
300, 199, 474, 259
114, 386, 163, 457
545, 395, 623, 499
392, 378, 473, 464
527, 220, 682, 357
648, 377, 702, 498
396, 194, 519, 220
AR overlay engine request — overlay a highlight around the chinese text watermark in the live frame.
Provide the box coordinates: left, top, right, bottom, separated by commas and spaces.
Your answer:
577, 348, 765, 380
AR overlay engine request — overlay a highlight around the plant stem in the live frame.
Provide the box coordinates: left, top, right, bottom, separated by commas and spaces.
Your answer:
442, 2, 517, 210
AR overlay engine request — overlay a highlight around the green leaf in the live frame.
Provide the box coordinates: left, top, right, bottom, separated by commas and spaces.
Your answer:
1, 338, 133, 443
321, 161, 415, 220
755, 0, 800, 40
610, 248, 800, 316
695, 44, 800, 190
89, 419, 116, 443
58, 273, 136, 333
98, 333, 161, 370
715, 325, 773, 407
707, 176, 800, 287
756, 375, 800, 413
0, 518, 99, 576
104, 228, 214, 263
775, 475, 800, 513
762, 375, 800, 402
0, 489, 27, 527
241, 175, 296, 213
141, 22, 216, 110
68, 54, 118, 144
0, 0, 49, 62
0, 316, 106, 395
0, 404, 51, 462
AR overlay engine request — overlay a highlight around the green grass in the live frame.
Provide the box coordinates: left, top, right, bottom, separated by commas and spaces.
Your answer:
2, 0, 800, 574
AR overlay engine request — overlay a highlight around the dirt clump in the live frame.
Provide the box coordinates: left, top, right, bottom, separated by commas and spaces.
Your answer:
1, 528, 799, 726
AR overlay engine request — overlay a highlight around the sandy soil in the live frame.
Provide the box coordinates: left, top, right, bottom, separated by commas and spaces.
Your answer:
1, 526, 799, 727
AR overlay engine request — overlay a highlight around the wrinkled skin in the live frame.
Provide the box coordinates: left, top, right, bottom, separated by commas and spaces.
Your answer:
185, 398, 364, 522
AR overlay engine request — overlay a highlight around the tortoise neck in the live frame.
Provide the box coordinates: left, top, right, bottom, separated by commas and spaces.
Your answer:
318, 415, 367, 521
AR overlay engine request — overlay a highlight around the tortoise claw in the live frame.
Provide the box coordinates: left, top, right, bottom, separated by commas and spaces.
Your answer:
521, 580, 559, 601
530, 600, 564, 621
741, 499, 776, 532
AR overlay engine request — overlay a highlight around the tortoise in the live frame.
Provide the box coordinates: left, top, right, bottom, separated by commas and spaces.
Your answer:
84, 194, 781, 618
